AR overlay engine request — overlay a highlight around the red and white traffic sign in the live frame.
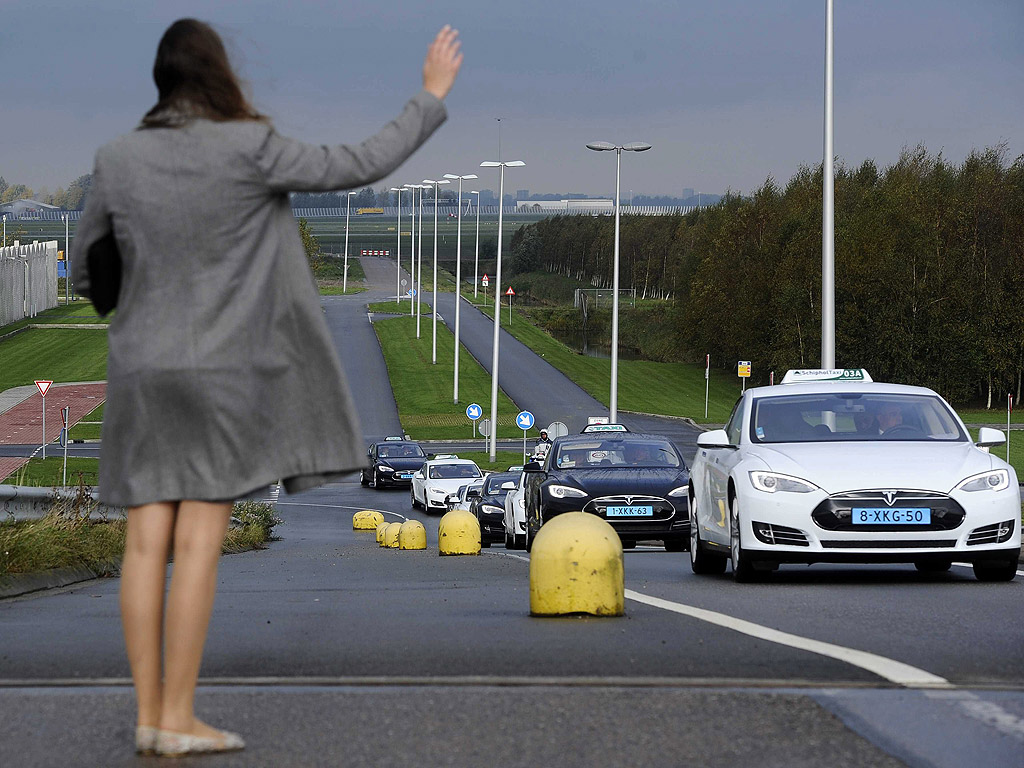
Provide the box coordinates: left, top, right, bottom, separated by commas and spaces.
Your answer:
35, 380, 53, 397
506, 286, 515, 296
481, 274, 490, 287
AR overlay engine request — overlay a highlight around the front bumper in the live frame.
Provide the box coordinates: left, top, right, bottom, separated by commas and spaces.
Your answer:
541, 495, 689, 543
733, 483, 1022, 564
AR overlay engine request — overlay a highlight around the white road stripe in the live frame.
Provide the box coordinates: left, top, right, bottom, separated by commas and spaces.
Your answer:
275, 501, 407, 521
489, 551, 950, 689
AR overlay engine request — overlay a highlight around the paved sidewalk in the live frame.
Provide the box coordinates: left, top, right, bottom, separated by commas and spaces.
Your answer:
0, 382, 106, 446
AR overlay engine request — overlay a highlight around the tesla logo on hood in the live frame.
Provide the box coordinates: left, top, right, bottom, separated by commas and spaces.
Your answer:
624, 496, 634, 506
882, 490, 898, 506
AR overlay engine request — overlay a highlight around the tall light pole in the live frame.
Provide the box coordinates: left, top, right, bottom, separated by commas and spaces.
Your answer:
389, 187, 403, 304
472, 191, 480, 297
417, 185, 425, 336
2, 213, 6, 246
423, 178, 450, 364
480, 159, 525, 461
343, 190, 357, 294
61, 213, 70, 304
403, 184, 419, 321
444, 173, 478, 403
822, 0, 836, 369
586, 141, 652, 423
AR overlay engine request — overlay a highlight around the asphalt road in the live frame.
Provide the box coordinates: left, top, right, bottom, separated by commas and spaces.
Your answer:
2, 258, 1023, 767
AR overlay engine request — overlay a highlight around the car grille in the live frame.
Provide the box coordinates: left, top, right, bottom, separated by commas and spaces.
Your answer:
812, 490, 965, 532
820, 539, 957, 549
967, 519, 1016, 546
752, 522, 809, 547
586, 495, 675, 521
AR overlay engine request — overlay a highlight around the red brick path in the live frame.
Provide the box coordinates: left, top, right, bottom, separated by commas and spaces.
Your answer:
0, 383, 106, 446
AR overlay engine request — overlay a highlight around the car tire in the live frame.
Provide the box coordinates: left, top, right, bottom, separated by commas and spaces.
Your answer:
691, 504, 727, 575
514, 533, 526, 550
505, 529, 514, 549
914, 560, 952, 573
410, 488, 420, 510
730, 497, 763, 583
369, 471, 377, 489
360, 470, 368, 487
973, 559, 1018, 582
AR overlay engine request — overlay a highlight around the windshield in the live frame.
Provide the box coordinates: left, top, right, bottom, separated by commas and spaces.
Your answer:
429, 463, 482, 480
379, 444, 424, 458
750, 393, 967, 443
483, 473, 519, 496
553, 439, 682, 469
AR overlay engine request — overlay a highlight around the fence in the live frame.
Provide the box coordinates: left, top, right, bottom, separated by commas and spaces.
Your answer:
0, 240, 59, 327
291, 204, 700, 219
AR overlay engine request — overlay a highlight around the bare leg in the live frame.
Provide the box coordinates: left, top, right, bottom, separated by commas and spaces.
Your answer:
159, 500, 233, 737
120, 502, 177, 728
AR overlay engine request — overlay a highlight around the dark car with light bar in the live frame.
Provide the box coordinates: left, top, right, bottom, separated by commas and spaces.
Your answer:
522, 433, 690, 551
360, 438, 426, 489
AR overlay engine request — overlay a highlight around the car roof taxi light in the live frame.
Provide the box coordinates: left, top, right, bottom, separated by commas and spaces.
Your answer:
580, 423, 630, 433
780, 369, 872, 385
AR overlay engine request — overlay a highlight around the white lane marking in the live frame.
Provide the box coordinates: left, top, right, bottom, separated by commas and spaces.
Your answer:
275, 501, 407, 521
925, 690, 1024, 741
951, 562, 1024, 577
488, 551, 950, 689
624, 589, 951, 689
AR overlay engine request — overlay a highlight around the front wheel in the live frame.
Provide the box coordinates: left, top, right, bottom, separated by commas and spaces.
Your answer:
690, 502, 727, 575
410, 487, 420, 510
730, 497, 762, 583
514, 533, 526, 550
973, 559, 1018, 582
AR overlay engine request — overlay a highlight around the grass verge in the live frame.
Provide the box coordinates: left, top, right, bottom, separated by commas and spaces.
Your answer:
3, 457, 100, 486
368, 301, 424, 314
454, 450, 529, 473
0, 328, 108, 392
0, 300, 109, 336
373, 315, 521, 440
0, 497, 281, 579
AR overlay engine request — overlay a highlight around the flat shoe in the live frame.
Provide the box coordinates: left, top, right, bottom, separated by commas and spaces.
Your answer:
155, 728, 245, 757
135, 725, 159, 754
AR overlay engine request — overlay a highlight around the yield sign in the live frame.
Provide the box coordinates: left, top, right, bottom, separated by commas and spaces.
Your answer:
35, 380, 53, 397
481, 274, 490, 287
506, 286, 515, 296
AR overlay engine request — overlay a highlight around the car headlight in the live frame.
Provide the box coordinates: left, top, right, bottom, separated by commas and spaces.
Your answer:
378, 465, 395, 473
480, 503, 504, 515
749, 471, 819, 494
429, 487, 447, 496
547, 484, 588, 499
668, 486, 688, 498
956, 469, 1010, 492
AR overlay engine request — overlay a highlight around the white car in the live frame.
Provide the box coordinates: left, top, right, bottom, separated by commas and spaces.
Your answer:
410, 456, 483, 515
689, 369, 1021, 582
445, 482, 483, 513
503, 470, 528, 550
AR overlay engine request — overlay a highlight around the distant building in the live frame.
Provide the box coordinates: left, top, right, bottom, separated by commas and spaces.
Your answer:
0, 198, 61, 218
516, 189, 529, 200
516, 199, 614, 213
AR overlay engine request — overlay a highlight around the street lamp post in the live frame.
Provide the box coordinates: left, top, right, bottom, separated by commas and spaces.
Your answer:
423, 178, 450, 364
480, 160, 525, 461
471, 191, 480, 297
443, 173, 478, 403
586, 141, 652, 423
822, 0, 836, 369
403, 184, 419, 321
417, 185, 425, 335
343, 190, 357, 294
389, 187, 403, 304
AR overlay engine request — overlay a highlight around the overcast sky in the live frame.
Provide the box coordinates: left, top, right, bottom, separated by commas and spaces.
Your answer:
2, 0, 1021, 198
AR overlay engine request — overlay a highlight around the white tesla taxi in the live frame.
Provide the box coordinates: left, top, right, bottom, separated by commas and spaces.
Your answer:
410, 456, 483, 515
689, 370, 1021, 582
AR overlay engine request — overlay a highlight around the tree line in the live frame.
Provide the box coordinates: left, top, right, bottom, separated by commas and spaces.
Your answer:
505, 145, 1024, 408
0, 174, 92, 209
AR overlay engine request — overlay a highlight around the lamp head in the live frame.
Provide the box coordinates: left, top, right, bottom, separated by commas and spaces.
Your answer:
623, 142, 652, 152
586, 142, 616, 152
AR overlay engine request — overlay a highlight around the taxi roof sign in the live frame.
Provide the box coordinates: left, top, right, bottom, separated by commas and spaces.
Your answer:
384, 436, 405, 441
781, 369, 873, 385
580, 423, 629, 433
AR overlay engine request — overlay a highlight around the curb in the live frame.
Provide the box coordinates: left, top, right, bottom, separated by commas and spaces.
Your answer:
0, 560, 120, 600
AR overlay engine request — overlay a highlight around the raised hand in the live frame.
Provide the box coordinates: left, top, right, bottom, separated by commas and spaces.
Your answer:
423, 25, 463, 101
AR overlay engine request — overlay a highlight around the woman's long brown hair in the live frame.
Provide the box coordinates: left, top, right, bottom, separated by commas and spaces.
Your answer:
142, 19, 266, 127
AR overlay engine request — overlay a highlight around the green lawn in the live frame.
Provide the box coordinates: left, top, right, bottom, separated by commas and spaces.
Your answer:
452, 451, 527, 473
373, 315, 522, 440
0, 300, 109, 336
0, 328, 108, 392
367, 301, 423, 315
2, 457, 100, 487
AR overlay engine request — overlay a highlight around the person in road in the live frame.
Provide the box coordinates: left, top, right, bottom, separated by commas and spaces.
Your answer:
535, 429, 552, 449
72, 18, 461, 758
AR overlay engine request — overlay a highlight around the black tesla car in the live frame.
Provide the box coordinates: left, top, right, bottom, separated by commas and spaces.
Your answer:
360, 438, 427, 489
522, 433, 690, 551
468, 471, 519, 547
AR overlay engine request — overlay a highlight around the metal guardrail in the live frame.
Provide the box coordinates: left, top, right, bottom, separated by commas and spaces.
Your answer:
0, 485, 122, 521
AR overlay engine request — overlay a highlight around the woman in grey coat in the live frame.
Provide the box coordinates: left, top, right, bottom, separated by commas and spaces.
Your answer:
72, 18, 461, 757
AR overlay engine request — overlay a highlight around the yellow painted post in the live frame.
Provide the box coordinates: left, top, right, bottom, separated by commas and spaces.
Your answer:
398, 520, 427, 550
353, 510, 384, 530
438, 509, 481, 555
529, 512, 624, 617
376, 521, 390, 545
384, 522, 402, 548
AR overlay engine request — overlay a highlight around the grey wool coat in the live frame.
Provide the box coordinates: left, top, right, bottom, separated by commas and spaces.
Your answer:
72, 90, 446, 507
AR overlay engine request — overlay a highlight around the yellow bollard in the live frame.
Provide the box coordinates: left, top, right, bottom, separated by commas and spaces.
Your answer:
375, 521, 390, 545
398, 520, 427, 550
438, 509, 481, 556
353, 509, 384, 530
529, 512, 624, 617
384, 522, 402, 548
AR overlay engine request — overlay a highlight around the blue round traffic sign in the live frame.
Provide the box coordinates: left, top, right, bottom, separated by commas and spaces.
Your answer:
407, 288, 417, 297
516, 410, 535, 430
466, 403, 483, 421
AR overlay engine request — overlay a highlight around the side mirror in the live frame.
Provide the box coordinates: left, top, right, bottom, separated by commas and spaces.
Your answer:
976, 426, 1006, 448
467, 489, 481, 498
696, 429, 734, 449
524, 461, 542, 472
500, 481, 517, 491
